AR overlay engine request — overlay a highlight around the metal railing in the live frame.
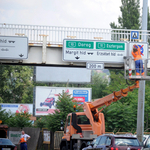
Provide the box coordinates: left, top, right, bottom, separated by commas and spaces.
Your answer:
124, 57, 150, 80
0, 23, 150, 45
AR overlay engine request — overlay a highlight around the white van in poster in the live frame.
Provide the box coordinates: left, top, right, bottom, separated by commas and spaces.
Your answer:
35, 87, 92, 116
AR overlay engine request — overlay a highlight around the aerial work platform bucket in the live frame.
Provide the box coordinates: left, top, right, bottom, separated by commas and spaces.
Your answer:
124, 56, 150, 80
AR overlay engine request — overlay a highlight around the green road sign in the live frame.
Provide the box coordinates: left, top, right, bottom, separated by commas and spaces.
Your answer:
96, 42, 125, 50
63, 39, 128, 63
66, 41, 94, 49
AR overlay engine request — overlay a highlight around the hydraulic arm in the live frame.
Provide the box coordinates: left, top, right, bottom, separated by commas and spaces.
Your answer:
83, 80, 139, 135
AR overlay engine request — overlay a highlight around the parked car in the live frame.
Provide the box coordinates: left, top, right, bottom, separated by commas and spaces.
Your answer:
133, 134, 150, 149
0, 138, 17, 150
141, 135, 150, 149
82, 134, 142, 150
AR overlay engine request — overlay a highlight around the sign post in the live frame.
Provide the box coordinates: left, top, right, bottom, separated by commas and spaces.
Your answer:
136, 0, 148, 143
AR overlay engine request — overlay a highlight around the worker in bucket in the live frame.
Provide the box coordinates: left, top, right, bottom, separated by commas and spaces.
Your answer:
131, 44, 144, 76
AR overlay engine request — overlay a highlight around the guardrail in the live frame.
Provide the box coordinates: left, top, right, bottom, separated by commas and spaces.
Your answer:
0, 23, 150, 45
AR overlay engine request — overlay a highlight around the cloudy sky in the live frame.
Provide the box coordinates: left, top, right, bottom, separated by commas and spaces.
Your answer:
0, 0, 149, 29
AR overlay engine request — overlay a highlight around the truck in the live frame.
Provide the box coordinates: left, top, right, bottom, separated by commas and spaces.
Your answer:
60, 80, 139, 150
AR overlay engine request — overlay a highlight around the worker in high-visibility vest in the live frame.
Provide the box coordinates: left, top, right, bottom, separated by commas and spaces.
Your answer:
18, 130, 31, 150
131, 44, 144, 76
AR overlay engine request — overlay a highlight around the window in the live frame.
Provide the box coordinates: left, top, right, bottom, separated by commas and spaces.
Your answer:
77, 115, 90, 124
94, 136, 101, 147
115, 138, 140, 146
0, 139, 13, 145
98, 136, 107, 145
145, 137, 150, 148
67, 116, 71, 126
106, 137, 111, 145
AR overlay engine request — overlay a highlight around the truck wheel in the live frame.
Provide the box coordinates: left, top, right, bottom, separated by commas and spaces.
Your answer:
62, 146, 66, 150
73, 143, 77, 150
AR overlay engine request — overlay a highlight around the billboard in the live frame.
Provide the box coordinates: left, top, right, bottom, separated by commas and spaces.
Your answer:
34, 86, 92, 116
35, 66, 91, 83
0, 103, 33, 115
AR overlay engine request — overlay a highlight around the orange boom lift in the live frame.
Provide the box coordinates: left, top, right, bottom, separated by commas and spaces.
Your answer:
60, 81, 139, 150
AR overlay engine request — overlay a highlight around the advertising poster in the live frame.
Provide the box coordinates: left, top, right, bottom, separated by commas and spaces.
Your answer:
9, 131, 21, 144
43, 129, 50, 144
34, 87, 92, 116
0, 103, 33, 115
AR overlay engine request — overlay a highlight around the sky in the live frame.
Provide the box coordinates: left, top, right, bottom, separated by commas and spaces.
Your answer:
0, 0, 149, 29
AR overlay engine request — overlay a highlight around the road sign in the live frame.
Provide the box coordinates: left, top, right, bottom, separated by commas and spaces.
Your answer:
0, 36, 28, 59
129, 42, 148, 59
131, 31, 139, 39
66, 40, 94, 49
63, 39, 127, 63
86, 62, 104, 70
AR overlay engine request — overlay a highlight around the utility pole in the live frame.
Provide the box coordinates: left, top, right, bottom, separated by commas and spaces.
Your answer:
136, 0, 148, 143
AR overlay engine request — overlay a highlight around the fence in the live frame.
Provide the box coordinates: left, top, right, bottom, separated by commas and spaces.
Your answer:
0, 23, 150, 45
8, 127, 64, 150
54, 131, 64, 150
8, 127, 40, 150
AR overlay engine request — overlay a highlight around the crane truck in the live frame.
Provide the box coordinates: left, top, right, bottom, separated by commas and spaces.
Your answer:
59, 80, 139, 150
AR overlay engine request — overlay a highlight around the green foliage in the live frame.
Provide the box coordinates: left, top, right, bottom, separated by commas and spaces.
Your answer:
88, 71, 108, 99
104, 69, 137, 103
104, 101, 137, 132
0, 65, 34, 103
144, 83, 150, 130
46, 91, 82, 132
103, 69, 139, 132
0, 106, 11, 124
110, 0, 140, 29
34, 117, 46, 129
6, 112, 32, 128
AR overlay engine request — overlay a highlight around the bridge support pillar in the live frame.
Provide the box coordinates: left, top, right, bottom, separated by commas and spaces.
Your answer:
40, 34, 48, 64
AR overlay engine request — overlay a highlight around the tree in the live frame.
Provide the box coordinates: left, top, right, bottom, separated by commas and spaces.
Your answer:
6, 112, 32, 128
103, 69, 138, 104
88, 70, 108, 99
34, 117, 47, 129
110, 0, 140, 29
78, 70, 109, 100
102, 69, 139, 132
144, 82, 150, 131
104, 101, 137, 132
45, 91, 82, 150
0, 65, 34, 103
0, 106, 11, 125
